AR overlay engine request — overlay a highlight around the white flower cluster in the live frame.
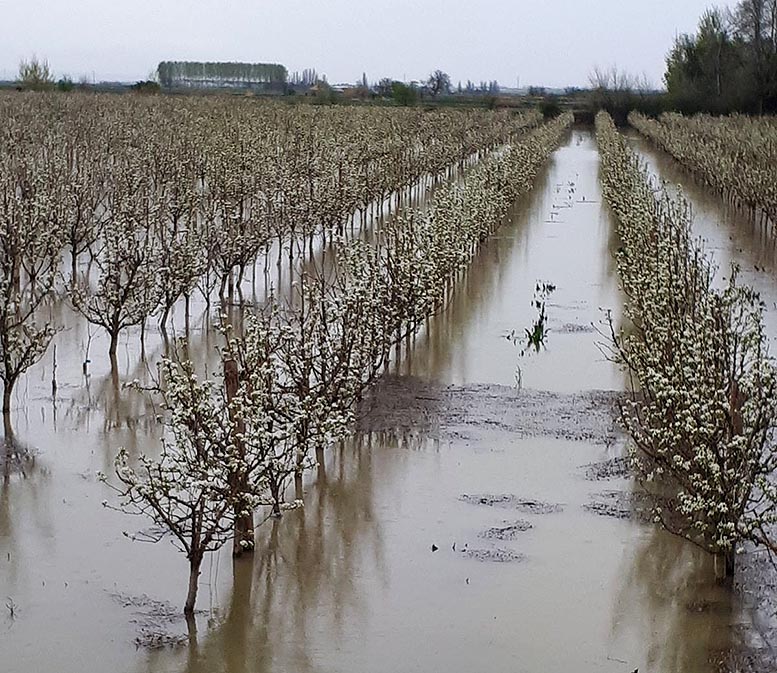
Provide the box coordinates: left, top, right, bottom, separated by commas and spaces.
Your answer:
596, 111, 777, 573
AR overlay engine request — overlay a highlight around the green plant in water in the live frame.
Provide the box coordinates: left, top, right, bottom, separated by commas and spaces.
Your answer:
504, 281, 556, 355
523, 281, 555, 354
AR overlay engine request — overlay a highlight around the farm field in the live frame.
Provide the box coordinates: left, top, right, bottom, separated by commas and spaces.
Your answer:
1, 93, 777, 673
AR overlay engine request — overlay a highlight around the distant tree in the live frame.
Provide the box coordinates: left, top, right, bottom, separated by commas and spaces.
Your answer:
156, 61, 287, 91
539, 95, 562, 118
312, 80, 336, 104
352, 73, 370, 99
56, 76, 74, 92
664, 1, 777, 113
17, 56, 54, 91
730, 0, 777, 110
587, 66, 661, 123
427, 69, 451, 96
665, 9, 743, 112
130, 80, 161, 94
302, 68, 319, 87
376, 78, 394, 97
392, 81, 418, 106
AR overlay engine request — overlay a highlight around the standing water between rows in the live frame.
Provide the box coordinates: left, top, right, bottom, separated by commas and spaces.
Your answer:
0, 130, 760, 673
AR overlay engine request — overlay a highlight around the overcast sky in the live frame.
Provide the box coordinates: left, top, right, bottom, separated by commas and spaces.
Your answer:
1, 0, 726, 88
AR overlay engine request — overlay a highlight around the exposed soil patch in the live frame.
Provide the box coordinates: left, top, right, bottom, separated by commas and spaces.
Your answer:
358, 375, 623, 445
108, 591, 190, 650
479, 520, 533, 540
555, 322, 596, 334
460, 547, 526, 563
581, 456, 631, 481
583, 490, 652, 522
459, 494, 563, 514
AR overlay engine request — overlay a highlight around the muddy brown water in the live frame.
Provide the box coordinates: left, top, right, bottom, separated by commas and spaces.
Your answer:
0, 130, 771, 673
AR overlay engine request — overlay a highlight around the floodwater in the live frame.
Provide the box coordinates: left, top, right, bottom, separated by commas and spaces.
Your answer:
0, 130, 770, 673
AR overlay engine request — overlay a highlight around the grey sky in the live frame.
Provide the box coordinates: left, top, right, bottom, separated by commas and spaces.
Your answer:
1, 0, 724, 87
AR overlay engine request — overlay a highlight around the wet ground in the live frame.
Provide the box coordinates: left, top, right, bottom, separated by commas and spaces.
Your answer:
1, 130, 773, 673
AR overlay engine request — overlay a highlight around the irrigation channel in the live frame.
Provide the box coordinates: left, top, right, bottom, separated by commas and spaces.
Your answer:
1, 129, 774, 673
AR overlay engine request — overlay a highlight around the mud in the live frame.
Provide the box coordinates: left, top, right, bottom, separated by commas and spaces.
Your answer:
583, 489, 653, 522
581, 455, 631, 480
109, 591, 190, 649
459, 493, 564, 514
358, 375, 623, 445
459, 547, 526, 563
478, 520, 533, 540
555, 321, 597, 334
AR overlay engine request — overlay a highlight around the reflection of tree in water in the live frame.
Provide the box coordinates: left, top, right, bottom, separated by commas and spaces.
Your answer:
0, 423, 51, 592
611, 523, 743, 673
153, 429, 426, 673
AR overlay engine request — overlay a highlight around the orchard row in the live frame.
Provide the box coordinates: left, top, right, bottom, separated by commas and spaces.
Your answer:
101, 111, 574, 614
597, 111, 777, 577
630, 111, 777, 228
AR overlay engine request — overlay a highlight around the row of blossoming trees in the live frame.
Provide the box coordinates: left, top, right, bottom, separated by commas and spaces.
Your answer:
0, 92, 542, 414
596, 111, 777, 579
0, 89, 571, 614
629, 111, 777, 228
109, 112, 573, 615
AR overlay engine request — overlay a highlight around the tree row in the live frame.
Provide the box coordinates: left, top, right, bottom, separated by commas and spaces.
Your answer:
597, 110, 777, 579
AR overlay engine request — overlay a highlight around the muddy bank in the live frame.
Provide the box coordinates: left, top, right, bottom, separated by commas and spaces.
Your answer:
358, 374, 624, 445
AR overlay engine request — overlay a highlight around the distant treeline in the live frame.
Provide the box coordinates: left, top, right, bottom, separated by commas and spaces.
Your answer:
157, 61, 288, 89
665, 0, 777, 113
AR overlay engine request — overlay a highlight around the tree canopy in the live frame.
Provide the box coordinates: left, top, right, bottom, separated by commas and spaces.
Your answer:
665, 1, 777, 113
157, 61, 288, 89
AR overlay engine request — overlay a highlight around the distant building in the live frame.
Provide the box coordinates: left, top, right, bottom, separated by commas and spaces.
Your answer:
157, 61, 287, 91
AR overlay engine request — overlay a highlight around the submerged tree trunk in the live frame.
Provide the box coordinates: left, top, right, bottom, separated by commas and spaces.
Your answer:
294, 471, 303, 501
714, 549, 736, 582
184, 552, 203, 616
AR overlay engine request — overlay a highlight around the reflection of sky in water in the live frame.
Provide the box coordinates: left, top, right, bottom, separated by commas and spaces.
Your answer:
0, 131, 763, 673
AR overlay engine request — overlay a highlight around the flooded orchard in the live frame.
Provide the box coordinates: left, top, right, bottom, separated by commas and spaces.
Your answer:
1, 107, 774, 673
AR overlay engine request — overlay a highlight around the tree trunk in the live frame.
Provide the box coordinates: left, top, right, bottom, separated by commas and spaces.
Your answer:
159, 305, 170, 334
108, 330, 119, 366
714, 549, 736, 582
2, 381, 12, 416
184, 553, 203, 615
294, 471, 304, 501
224, 357, 255, 556
269, 475, 282, 517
